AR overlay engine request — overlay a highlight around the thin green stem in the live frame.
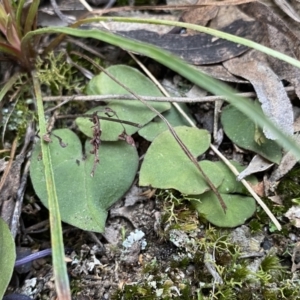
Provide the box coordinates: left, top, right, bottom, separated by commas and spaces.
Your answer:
31, 70, 71, 300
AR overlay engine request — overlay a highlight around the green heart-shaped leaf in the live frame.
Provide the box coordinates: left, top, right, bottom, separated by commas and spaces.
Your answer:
221, 104, 282, 163
30, 129, 138, 233
138, 103, 195, 141
214, 160, 258, 194
76, 65, 170, 141
139, 126, 223, 194
0, 217, 16, 299
192, 161, 257, 227
192, 191, 256, 227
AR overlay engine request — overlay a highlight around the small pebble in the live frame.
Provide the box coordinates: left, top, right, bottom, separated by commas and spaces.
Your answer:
289, 233, 297, 241
186, 264, 195, 275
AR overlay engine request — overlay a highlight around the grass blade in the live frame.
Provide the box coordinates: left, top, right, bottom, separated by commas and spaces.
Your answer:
77, 17, 300, 70
31, 70, 71, 300
23, 26, 300, 159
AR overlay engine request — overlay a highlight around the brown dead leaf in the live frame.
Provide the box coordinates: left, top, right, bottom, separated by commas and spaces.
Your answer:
181, 6, 219, 35
269, 134, 300, 183
197, 65, 248, 82
192, 4, 260, 81
223, 54, 294, 139
285, 206, 300, 229
248, 181, 265, 197
276, 0, 300, 38
273, 0, 300, 23
139, 188, 156, 199
117, 18, 262, 65
209, 3, 254, 29
238, 2, 300, 58
237, 155, 274, 181
167, 0, 198, 6
268, 195, 282, 205
181, 6, 219, 26
1, 124, 37, 228
266, 25, 300, 99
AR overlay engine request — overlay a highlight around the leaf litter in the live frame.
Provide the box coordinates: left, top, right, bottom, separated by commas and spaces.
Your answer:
3, 0, 300, 299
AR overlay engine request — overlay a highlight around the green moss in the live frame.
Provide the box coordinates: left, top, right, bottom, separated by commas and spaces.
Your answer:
70, 279, 82, 295
248, 219, 263, 233
261, 288, 279, 300
143, 258, 160, 274
112, 188, 299, 299
277, 167, 300, 199
227, 262, 251, 283
156, 190, 199, 237
170, 256, 190, 269
111, 283, 156, 300
215, 286, 237, 300
35, 52, 84, 95
260, 254, 284, 273
250, 166, 300, 233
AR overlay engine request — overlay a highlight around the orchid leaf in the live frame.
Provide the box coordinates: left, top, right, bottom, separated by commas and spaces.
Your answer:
192, 161, 257, 227
221, 104, 282, 163
139, 126, 222, 194
77, 65, 170, 141
139, 103, 194, 141
0, 218, 16, 299
30, 129, 139, 232
192, 192, 256, 227
214, 160, 258, 194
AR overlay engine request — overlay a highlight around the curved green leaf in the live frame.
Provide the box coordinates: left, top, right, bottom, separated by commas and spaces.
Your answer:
192, 192, 256, 227
0, 217, 15, 299
32, 71, 70, 298
214, 160, 258, 194
139, 126, 223, 194
76, 65, 170, 141
138, 103, 194, 141
221, 105, 282, 163
192, 161, 257, 227
30, 129, 139, 233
